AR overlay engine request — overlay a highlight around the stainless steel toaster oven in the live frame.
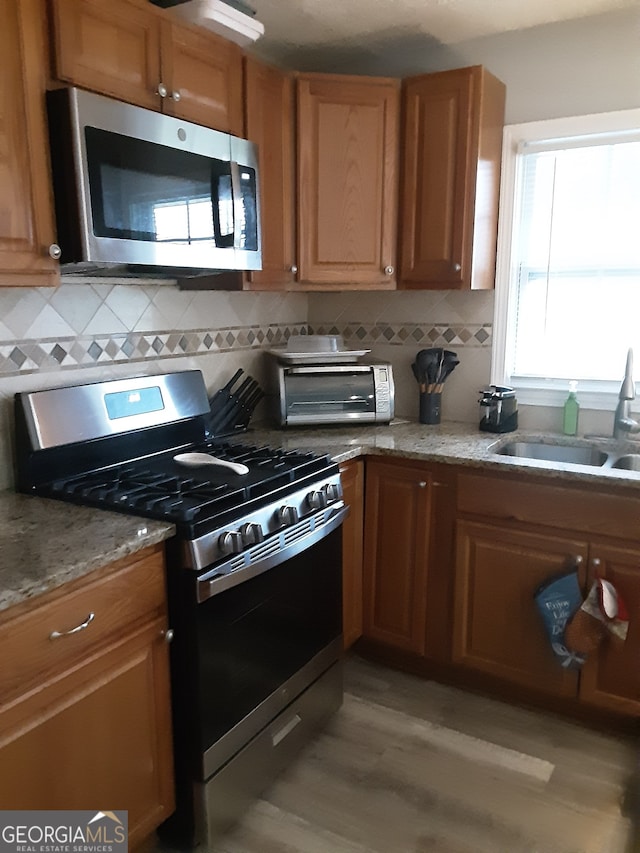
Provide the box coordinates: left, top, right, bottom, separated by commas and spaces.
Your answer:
267, 359, 394, 427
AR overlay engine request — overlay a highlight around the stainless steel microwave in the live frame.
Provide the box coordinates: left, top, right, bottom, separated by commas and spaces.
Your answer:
46, 87, 261, 277
267, 359, 395, 427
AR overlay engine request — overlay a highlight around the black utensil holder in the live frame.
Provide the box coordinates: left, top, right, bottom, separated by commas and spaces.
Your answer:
419, 392, 441, 425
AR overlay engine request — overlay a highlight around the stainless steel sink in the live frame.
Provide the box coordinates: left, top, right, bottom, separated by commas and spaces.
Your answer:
610, 454, 640, 471
494, 441, 609, 467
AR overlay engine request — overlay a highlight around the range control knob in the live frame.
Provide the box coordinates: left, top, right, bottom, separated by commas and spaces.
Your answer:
240, 522, 264, 546
276, 505, 299, 527
218, 530, 244, 555
323, 482, 342, 503
306, 490, 328, 510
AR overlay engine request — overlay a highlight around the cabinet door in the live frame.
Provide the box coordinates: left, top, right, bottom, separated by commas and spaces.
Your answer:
340, 460, 365, 650
453, 520, 585, 696
244, 57, 296, 290
161, 21, 243, 135
0, 0, 58, 286
399, 66, 505, 290
0, 620, 174, 849
579, 544, 640, 715
363, 460, 432, 654
297, 73, 399, 288
51, 0, 163, 111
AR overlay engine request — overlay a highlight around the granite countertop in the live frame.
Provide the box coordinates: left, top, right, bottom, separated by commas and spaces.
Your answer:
4, 418, 640, 616
0, 493, 174, 615
246, 419, 640, 493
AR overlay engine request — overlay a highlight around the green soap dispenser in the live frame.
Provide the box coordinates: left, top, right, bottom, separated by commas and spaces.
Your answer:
563, 381, 580, 435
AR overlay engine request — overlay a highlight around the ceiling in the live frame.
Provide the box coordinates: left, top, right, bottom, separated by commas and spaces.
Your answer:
248, 0, 638, 71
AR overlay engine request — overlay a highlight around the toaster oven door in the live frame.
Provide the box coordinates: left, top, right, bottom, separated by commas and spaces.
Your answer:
281, 365, 377, 425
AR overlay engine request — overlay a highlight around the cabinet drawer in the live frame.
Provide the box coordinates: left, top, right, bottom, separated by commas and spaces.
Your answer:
0, 547, 166, 703
458, 473, 640, 541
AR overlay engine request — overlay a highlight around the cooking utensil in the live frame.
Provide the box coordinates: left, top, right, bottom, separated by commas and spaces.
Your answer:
174, 452, 249, 475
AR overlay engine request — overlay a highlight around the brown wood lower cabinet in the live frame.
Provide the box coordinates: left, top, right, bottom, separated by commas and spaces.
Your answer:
362, 458, 454, 659
340, 459, 364, 650
453, 520, 583, 697
0, 544, 174, 848
455, 470, 640, 720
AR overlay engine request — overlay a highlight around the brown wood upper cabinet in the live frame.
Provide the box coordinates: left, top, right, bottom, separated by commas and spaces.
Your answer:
296, 73, 400, 289
399, 65, 505, 290
0, 0, 59, 286
243, 57, 297, 290
49, 0, 243, 135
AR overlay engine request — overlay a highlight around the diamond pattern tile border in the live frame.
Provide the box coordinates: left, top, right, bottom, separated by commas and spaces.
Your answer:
0, 321, 491, 377
0, 324, 307, 377
309, 323, 492, 348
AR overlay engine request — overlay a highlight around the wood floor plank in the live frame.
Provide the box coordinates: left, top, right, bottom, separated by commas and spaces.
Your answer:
159, 654, 639, 852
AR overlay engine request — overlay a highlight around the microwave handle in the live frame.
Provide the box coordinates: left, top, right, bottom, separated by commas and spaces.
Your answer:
211, 166, 234, 249
230, 161, 243, 250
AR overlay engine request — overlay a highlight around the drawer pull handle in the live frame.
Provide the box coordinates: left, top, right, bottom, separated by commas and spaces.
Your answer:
271, 713, 302, 747
50, 612, 95, 640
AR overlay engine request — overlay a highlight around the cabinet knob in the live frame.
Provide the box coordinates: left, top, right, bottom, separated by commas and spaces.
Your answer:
157, 83, 168, 98
591, 558, 602, 569
162, 628, 175, 644
418, 481, 427, 488
384, 265, 395, 276
171, 90, 182, 102
573, 555, 584, 566
453, 262, 462, 272
290, 265, 298, 275
48, 243, 61, 260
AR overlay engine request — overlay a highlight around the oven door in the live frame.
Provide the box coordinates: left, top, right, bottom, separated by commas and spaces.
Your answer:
167, 504, 347, 782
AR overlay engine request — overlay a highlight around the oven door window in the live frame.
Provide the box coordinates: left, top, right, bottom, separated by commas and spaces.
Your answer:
285, 371, 376, 417
194, 528, 341, 753
84, 127, 258, 250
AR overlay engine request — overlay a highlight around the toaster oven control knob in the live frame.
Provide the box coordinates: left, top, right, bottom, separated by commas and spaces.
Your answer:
306, 490, 327, 510
240, 522, 264, 546
218, 530, 244, 555
276, 505, 299, 527
323, 483, 342, 503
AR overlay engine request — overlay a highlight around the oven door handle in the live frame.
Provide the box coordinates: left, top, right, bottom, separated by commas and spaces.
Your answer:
196, 504, 349, 603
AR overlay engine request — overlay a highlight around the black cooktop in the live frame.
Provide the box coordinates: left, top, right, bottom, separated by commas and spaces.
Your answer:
35, 440, 336, 538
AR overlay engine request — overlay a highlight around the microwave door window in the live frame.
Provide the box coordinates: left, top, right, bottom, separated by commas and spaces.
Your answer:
84, 126, 236, 249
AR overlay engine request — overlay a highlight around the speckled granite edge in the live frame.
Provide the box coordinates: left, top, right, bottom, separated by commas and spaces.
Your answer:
246, 420, 640, 493
0, 494, 174, 615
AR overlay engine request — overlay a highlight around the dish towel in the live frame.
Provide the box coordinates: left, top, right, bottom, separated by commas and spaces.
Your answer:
534, 571, 586, 669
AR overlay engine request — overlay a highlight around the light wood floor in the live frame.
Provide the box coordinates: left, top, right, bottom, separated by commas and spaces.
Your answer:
195, 655, 640, 852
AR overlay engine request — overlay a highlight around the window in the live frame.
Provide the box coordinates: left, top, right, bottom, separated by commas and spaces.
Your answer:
493, 109, 640, 408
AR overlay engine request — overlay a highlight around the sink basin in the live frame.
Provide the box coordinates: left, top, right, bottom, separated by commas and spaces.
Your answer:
494, 441, 609, 467
610, 454, 640, 471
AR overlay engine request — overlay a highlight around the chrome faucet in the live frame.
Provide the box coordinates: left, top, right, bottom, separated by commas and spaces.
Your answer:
613, 348, 640, 439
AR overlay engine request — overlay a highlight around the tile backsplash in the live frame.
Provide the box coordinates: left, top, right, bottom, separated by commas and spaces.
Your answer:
0, 282, 494, 490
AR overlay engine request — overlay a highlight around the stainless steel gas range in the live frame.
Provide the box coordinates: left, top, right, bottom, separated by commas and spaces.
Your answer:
14, 370, 347, 847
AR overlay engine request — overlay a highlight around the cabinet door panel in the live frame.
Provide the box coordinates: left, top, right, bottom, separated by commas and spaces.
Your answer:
340, 460, 364, 650
363, 461, 431, 654
297, 74, 399, 287
162, 22, 243, 135
453, 520, 584, 696
399, 66, 504, 290
51, 0, 162, 111
244, 57, 296, 289
579, 544, 640, 715
0, 621, 174, 849
0, 0, 58, 285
